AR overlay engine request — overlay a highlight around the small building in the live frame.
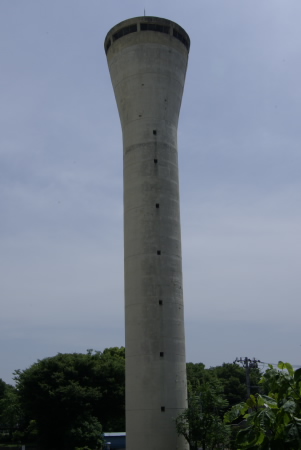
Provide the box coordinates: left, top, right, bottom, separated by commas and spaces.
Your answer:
103, 432, 126, 449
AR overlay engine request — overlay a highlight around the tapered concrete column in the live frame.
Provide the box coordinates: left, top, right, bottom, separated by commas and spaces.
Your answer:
105, 17, 190, 450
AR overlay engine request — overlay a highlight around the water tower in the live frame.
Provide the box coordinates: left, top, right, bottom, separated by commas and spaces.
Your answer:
104, 16, 190, 450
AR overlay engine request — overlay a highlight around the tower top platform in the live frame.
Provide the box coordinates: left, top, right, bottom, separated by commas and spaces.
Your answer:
104, 16, 190, 55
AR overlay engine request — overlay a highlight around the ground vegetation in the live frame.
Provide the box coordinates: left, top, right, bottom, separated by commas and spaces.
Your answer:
225, 362, 301, 449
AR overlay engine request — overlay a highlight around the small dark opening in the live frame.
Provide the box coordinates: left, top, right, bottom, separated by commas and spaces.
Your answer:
160, 352, 164, 357
153, 130, 157, 135
154, 159, 158, 164
156, 203, 160, 208
159, 300, 163, 305
157, 250, 161, 255
161, 406, 165, 412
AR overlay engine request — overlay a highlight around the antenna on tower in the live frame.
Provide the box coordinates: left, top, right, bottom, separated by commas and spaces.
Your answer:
144, 8, 145, 16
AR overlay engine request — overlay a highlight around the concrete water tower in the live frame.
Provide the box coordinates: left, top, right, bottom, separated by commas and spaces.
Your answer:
104, 16, 190, 450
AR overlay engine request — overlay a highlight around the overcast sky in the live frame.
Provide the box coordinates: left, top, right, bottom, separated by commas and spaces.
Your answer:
1, 0, 301, 385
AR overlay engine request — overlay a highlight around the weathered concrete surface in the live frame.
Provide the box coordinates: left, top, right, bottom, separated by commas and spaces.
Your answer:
105, 16, 190, 450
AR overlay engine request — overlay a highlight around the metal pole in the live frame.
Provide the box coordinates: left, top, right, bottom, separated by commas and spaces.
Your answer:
245, 357, 251, 398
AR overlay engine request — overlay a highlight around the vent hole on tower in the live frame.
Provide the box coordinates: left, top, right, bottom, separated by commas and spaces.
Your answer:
154, 159, 158, 164
161, 406, 165, 412
157, 250, 161, 255
160, 352, 164, 357
156, 203, 160, 208
153, 130, 157, 135
159, 300, 163, 305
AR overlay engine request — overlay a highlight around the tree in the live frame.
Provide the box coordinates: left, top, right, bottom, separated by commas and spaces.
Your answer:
64, 415, 103, 450
0, 379, 6, 399
176, 380, 231, 450
186, 362, 207, 390
186, 362, 262, 409
224, 362, 301, 449
14, 348, 125, 450
211, 363, 262, 408
0, 380, 24, 443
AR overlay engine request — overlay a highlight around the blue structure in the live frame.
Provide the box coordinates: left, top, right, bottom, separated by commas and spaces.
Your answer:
103, 432, 126, 449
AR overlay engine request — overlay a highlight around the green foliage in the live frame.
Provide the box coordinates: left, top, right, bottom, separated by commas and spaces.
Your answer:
0, 379, 7, 399
64, 415, 104, 450
211, 363, 261, 408
176, 380, 231, 450
186, 362, 262, 409
186, 362, 207, 391
10, 419, 38, 445
0, 381, 24, 443
14, 348, 125, 450
224, 362, 301, 449
75, 447, 94, 450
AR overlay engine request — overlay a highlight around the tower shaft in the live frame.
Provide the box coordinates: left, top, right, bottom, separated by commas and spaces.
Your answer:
105, 17, 190, 450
